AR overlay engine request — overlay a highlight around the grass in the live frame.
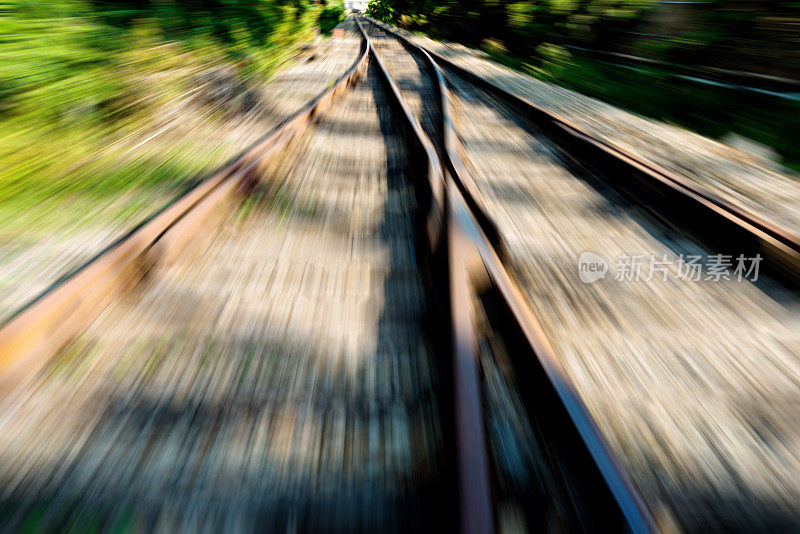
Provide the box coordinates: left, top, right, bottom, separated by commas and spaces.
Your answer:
0, 0, 326, 237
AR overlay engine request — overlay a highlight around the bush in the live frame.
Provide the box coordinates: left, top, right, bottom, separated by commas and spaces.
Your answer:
367, 0, 396, 23
319, 0, 345, 35
0, 0, 321, 233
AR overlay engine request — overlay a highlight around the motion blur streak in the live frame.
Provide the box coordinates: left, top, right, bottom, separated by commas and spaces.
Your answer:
2, 0, 800, 532
0, 23, 449, 530
367, 0, 800, 170
0, 0, 351, 322
364, 4, 800, 532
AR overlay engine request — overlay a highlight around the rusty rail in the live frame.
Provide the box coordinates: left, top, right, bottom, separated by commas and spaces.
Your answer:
0, 32, 370, 396
362, 15, 659, 533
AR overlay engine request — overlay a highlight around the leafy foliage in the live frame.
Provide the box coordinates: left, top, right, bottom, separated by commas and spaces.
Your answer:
320, 0, 346, 35
0, 0, 324, 233
367, 0, 397, 23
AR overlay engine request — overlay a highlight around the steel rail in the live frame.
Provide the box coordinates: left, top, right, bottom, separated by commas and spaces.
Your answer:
0, 32, 370, 397
362, 19, 504, 255
363, 16, 659, 533
365, 17, 800, 287
353, 19, 445, 254
354, 17, 494, 534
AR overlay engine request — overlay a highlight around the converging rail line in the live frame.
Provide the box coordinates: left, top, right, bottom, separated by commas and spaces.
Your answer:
2, 13, 800, 534
365, 15, 800, 534
0, 14, 656, 533
0, 22, 453, 532
360, 16, 657, 533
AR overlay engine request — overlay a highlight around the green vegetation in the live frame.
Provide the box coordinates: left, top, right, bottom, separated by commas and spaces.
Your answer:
367, 0, 800, 170
366, 0, 396, 22
488, 47, 800, 172
320, 0, 347, 35
0, 0, 327, 237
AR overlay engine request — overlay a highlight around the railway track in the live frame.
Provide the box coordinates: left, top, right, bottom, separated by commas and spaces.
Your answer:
364, 15, 800, 533
361, 17, 656, 533
0, 23, 450, 532
0, 15, 655, 533
0, 49, 450, 531
2, 13, 800, 533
